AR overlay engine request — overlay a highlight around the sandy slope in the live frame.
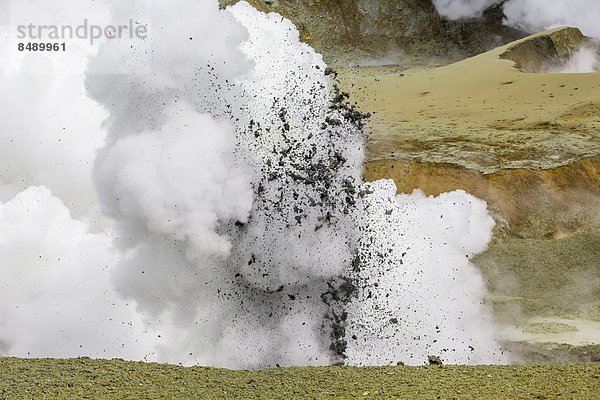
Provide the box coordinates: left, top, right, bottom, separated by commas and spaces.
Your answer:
339, 27, 600, 173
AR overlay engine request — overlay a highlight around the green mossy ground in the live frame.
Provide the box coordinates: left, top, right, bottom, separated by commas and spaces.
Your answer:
1, 358, 599, 399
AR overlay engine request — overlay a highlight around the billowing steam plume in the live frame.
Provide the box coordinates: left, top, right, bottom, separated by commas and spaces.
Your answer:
433, 0, 600, 39
0, 0, 507, 368
432, 0, 501, 20
503, 0, 600, 39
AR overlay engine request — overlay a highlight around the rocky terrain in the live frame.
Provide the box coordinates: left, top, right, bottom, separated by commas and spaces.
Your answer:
220, 0, 526, 64
499, 27, 589, 72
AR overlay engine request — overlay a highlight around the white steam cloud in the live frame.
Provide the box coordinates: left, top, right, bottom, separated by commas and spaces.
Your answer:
433, 0, 600, 40
0, 186, 154, 359
546, 46, 600, 73
503, 0, 600, 39
432, 0, 501, 20
0, 0, 507, 368
346, 182, 502, 365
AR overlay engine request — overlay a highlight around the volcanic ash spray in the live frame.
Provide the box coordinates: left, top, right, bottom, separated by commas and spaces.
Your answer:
0, 0, 508, 367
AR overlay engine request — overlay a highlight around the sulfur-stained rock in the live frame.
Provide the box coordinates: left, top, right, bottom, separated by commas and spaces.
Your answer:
364, 156, 600, 239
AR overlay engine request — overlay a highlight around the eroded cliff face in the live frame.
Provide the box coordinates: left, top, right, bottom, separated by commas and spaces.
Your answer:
365, 157, 600, 240
499, 27, 589, 72
220, 0, 526, 64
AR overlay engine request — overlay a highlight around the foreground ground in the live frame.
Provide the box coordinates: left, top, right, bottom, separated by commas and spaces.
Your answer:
1, 357, 599, 399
